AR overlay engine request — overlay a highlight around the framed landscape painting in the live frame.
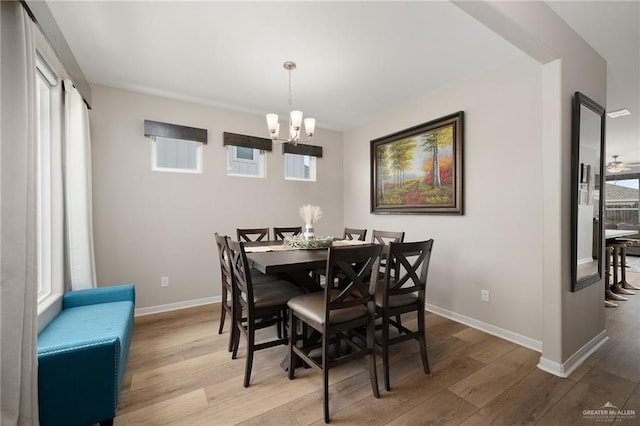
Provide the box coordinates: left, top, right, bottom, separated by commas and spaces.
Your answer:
370, 111, 463, 214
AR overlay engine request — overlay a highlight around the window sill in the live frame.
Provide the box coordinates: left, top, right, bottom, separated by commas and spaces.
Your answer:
226, 173, 266, 179
285, 177, 316, 182
37, 291, 63, 333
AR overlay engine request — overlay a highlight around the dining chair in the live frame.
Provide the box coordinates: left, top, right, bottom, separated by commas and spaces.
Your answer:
344, 227, 367, 241
227, 239, 304, 387
376, 240, 433, 391
237, 228, 270, 242
273, 226, 302, 240
215, 233, 281, 351
287, 244, 382, 423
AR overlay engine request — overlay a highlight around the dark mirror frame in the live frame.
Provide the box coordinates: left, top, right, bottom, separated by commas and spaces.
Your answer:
571, 91, 606, 292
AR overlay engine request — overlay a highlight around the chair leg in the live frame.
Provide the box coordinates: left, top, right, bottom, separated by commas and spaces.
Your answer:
282, 309, 288, 340
276, 311, 283, 339
395, 314, 402, 334
226, 306, 234, 353
367, 317, 380, 398
417, 309, 430, 375
288, 312, 297, 379
218, 287, 227, 335
244, 323, 255, 387
382, 313, 391, 392
322, 332, 331, 424
232, 317, 241, 359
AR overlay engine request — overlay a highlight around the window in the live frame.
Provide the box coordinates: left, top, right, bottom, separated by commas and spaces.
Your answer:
145, 120, 207, 174
285, 153, 316, 181
151, 136, 203, 174
227, 146, 266, 178
36, 52, 63, 305
282, 142, 322, 181
606, 177, 640, 225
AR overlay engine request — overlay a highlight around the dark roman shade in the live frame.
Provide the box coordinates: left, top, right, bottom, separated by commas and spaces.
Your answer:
282, 143, 323, 158
144, 120, 208, 143
223, 132, 272, 151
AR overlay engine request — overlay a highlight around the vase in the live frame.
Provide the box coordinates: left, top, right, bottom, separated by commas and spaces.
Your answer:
303, 224, 315, 240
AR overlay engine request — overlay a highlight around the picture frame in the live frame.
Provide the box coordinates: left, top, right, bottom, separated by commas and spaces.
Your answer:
370, 111, 463, 214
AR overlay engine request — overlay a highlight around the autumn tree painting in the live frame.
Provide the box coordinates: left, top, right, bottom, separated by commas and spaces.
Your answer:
371, 112, 463, 214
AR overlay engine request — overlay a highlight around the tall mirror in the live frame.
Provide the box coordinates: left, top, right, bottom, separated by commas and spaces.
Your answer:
571, 92, 605, 292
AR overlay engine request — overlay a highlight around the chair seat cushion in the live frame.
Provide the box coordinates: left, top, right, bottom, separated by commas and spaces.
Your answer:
375, 285, 418, 308
252, 281, 304, 309
288, 290, 367, 325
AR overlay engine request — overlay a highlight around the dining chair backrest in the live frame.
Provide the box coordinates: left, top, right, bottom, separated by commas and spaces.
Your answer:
214, 233, 233, 294
273, 226, 302, 240
371, 229, 405, 245
372, 230, 405, 279
323, 245, 382, 322
382, 240, 433, 304
343, 227, 367, 241
227, 240, 255, 314
237, 228, 270, 242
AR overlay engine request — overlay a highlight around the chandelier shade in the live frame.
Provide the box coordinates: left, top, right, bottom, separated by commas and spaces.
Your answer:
266, 61, 315, 145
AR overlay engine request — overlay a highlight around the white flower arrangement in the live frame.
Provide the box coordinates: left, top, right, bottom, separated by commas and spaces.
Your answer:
299, 204, 323, 227
299, 204, 322, 240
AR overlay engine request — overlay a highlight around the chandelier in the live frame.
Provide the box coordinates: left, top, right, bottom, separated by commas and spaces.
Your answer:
265, 61, 315, 145
607, 155, 630, 173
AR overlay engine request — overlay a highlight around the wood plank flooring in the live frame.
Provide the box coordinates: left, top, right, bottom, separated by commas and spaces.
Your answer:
115, 273, 640, 425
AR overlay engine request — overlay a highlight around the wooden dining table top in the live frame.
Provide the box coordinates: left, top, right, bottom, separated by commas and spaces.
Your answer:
244, 241, 329, 274
244, 239, 376, 274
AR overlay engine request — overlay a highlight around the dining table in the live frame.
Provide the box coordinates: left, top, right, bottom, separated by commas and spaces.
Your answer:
605, 229, 639, 240
244, 239, 371, 293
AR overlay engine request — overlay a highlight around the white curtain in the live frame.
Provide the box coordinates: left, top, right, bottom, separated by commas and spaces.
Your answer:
64, 81, 97, 291
0, 2, 40, 424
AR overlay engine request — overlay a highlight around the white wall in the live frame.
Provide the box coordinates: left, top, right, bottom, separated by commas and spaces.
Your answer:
447, 1, 607, 374
343, 56, 544, 346
89, 85, 343, 310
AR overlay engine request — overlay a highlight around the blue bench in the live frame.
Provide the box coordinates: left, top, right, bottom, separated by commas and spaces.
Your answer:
37, 284, 135, 426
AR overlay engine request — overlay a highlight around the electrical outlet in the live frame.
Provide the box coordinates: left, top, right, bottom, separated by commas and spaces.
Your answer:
481, 289, 490, 303
161, 276, 169, 288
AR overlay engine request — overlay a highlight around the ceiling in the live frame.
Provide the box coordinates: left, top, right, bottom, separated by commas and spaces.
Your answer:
547, 1, 640, 167
46, 1, 638, 158
45, 1, 523, 131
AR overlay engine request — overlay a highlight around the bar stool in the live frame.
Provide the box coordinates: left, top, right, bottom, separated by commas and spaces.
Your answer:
617, 240, 640, 291
606, 243, 627, 302
611, 242, 635, 296
605, 246, 618, 307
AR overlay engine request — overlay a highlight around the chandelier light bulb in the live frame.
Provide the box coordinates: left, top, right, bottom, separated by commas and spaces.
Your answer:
290, 110, 303, 130
266, 113, 279, 133
304, 118, 316, 137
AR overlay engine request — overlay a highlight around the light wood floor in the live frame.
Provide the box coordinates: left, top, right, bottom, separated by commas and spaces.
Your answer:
115, 273, 640, 425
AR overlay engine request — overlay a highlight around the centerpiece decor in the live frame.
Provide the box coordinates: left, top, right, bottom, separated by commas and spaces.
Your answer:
283, 235, 333, 249
299, 204, 322, 240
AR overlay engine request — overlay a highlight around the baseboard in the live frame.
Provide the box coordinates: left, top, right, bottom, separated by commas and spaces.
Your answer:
425, 303, 542, 352
537, 329, 609, 378
135, 296, 221, 317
